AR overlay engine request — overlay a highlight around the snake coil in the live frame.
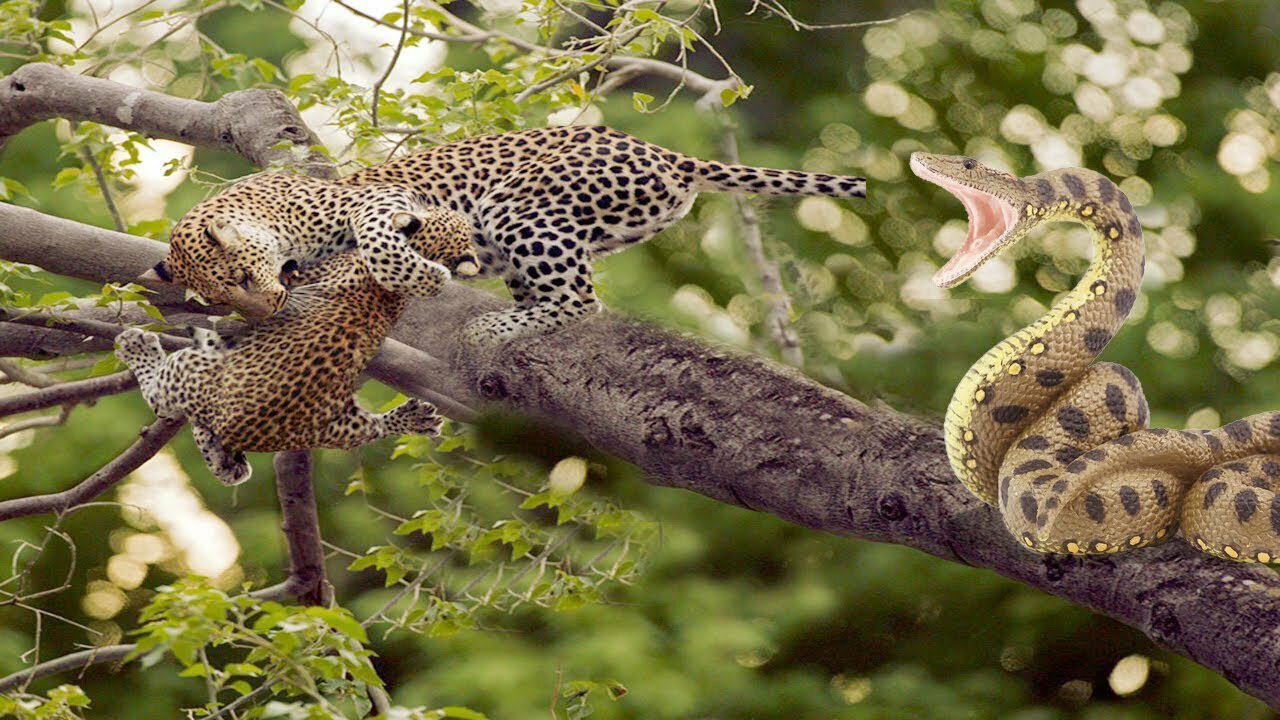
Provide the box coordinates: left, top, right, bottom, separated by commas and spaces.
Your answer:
912, 152, 1280, 562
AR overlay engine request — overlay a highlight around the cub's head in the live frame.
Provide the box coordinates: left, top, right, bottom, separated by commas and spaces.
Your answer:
144, 207, 294, 321
393, 206, 479, 277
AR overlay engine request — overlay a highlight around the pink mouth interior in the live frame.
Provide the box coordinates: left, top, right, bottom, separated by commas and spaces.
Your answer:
910, 156, 1019, 288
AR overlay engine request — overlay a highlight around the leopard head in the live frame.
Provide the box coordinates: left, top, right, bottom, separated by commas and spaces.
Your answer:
143, 212, 293, 321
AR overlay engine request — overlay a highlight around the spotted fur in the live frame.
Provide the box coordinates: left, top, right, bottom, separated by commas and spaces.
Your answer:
116, 207, 476, 485
912, 153, 1280, 562
150, 125, 866, 344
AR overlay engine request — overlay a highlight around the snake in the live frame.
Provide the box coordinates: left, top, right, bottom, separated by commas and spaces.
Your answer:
910, 152, 1280, 562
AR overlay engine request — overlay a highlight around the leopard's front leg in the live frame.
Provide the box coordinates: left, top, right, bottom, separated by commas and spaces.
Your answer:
352, 206, 453, 298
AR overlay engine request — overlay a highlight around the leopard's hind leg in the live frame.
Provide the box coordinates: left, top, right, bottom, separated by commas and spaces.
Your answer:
315, 397, 443, 449
191, 423, 252, 485
114, 328, 182, 418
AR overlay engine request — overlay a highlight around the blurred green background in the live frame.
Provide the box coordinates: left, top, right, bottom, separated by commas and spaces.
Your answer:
2, 0, 1280, 717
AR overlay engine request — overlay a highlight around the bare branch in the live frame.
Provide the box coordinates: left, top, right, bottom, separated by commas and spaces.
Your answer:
78, 144, 126, 233
0, 417, 184, 521
0, 358, 57, 387
369, 0, 411, 130
268, 451, 331, 607
0, 406, 70, 440
0, 644, 135, 694
0, 371, 137, 419
0, 63, 333, 177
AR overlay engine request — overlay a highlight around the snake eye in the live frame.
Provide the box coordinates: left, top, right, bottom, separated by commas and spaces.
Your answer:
962, 158, 977, 170
280, 259, 299, 286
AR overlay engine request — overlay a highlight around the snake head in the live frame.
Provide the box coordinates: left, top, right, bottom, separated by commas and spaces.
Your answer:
910, 152, 1035, 289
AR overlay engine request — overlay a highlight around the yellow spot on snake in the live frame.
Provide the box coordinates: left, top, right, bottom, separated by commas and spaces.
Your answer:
1080, 205, 1095, 217
1224, 545, 1239, 559
1128, 535, 1142, 546
1258, 552, 1272, 564
963, 429, 974, 443
965, 458, 977, 469
1093, 284, 1106, 296
1196, 537, 1208, 551
974, 388, 986, 403
1094, 541, 1108, 552
1108, 226, 1120, 239
1066, 542, 1081, 554
1024, 536, 1034, 547
1156, 528, 1167, 540
1030, 342, 1045, 355
1064, 310, 1078, 322
1008, 362, 1022, 376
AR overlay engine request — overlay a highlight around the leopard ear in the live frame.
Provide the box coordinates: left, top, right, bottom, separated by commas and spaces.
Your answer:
139, 261, 172, 284
205, 222, 244, 250
392, 212, 423, 236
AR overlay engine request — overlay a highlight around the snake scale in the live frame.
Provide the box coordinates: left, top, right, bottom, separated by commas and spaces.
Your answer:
911, 152, 1280, 562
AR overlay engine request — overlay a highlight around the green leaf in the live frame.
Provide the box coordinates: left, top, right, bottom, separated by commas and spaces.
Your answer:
306, 606, 369, 643
632, 92, 654, 112
51, 166, 82, 189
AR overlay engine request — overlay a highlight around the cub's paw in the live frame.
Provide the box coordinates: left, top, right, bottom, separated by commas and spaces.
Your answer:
385, 398, 443, 437
114, 328, 164, 364
213, 452, 253, 486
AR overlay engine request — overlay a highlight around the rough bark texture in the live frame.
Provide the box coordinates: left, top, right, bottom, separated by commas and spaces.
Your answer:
3, 64, 1280, 710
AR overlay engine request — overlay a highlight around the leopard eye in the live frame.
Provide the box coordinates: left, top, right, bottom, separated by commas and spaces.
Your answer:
231, 272, 250, 290
279, 259, 299, 286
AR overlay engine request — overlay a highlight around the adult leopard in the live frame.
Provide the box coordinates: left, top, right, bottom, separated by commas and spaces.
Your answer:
146, 125, 866, 344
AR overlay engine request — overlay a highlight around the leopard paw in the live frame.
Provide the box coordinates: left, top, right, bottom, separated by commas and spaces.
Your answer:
384, 398, 443, 437
113, 327, 164, 364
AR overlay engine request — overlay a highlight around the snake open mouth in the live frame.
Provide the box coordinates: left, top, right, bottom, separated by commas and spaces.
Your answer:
910, 154, 1021, 289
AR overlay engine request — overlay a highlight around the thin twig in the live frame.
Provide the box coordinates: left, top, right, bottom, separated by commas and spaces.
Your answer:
0, 416, 184, 522
746, 1, 908, 31
0, 358, 57, 387
0, 405, 71, 440
370, 0, 412, 130
0, 644, 135, 694
716, 116, 802, 366
79, 146, 127, 233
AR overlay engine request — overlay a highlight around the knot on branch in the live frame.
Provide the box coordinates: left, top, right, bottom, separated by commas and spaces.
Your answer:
477, 373, 508, 400
875, 492, 907, 521
642, 416, 673, 449
1042, 554, 1074, 583
1149, 601, 1182, 641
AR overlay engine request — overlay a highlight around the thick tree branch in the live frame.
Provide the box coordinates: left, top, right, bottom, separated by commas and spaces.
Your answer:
253, 451, 332, 606
0, 417, 184, 521
0, 63, 333, 176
